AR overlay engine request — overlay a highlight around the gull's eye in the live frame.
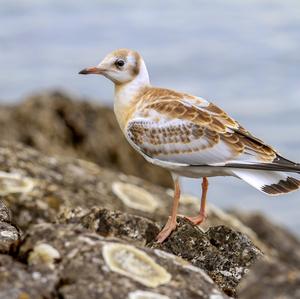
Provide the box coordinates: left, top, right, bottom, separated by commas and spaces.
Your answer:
115, 59, 125, 68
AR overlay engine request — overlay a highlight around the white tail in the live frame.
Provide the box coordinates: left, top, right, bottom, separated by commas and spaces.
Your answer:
232, 169, 300, 196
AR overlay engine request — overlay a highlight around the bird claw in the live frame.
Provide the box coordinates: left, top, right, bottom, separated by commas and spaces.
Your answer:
185, 213, 207, 226
156, 216, 177, 243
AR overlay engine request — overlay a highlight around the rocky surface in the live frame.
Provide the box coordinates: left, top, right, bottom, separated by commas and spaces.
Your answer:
0, 141, 174, 232
0, 200, 20, 254
152, 219, 262, 297
238, 258, 300, 299
232, 211, 300, 268
0, 96, 299, 298
0, 91, 172, 188
11, 223, 227, 299
63, 208, 161, 247
234, 211, 300, 299
0, 141, 258, 236
0, 141, 262, 298
61, 207, 262, 297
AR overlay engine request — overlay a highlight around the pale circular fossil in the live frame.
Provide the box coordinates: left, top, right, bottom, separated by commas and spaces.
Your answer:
180, 194, 199, 205
112, 181, 159, 212
0, 171, 35, 196
102, 243, 171, 288
166, 189, 198, 206
28, 243, 61, 269
128, 290, 170, 299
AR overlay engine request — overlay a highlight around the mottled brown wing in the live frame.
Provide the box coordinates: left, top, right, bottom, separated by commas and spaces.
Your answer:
126, 97, 277, 166
127, 119, 238, 165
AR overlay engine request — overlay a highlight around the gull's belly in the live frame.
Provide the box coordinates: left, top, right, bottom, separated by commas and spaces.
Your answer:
145, 156, 233, 178
173, 165, 232, 178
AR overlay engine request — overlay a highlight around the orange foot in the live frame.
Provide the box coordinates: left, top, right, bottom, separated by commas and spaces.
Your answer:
185, 212, 207, 226
156, 217, 177, 243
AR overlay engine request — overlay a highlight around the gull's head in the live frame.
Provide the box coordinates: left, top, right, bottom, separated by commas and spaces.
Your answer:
79, 48, 147, 85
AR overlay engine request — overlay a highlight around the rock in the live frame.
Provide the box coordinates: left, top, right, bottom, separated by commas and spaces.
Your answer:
233, 211, 300, 299
0, 141, 299, 298
15, 222, 228, 299
0, 91, 172, 188
62, 208, 161, 247
151, 218, 262, 297
0, 141, 264, 242
59, 207, 262, 297
232, 211, 300, 268
0, 200, 20, 254
0, 141, 172, 231
238, 258, 300, 299
0, 200, 10, 222
0, 254, 59, 299
0, 222, 20, 254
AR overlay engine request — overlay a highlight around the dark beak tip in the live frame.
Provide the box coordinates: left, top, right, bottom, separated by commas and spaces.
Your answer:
78, 69, 88, 75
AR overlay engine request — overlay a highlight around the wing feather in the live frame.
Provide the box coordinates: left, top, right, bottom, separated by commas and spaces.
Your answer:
127, 119, 240, 165
126, 89, 281, 167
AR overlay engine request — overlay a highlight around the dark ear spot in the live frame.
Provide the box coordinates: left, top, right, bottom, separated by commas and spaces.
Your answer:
131, 52, 140, 76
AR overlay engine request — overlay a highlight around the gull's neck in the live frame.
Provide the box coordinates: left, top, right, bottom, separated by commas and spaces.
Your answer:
114, 59, 150, 129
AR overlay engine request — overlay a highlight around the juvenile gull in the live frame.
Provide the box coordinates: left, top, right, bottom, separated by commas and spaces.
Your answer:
79, 48, 300, 243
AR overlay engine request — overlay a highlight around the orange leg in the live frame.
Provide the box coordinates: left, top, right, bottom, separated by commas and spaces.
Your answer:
156, 175, 181, 243
185, 177, 208, 225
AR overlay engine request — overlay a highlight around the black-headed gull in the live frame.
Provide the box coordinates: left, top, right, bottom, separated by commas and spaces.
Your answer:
79, 48, 300, 243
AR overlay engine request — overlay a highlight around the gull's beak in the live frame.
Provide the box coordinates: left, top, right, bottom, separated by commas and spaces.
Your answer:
78, 66, 105, 75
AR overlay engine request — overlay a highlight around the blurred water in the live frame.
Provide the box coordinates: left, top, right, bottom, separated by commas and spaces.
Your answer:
0, 0, 300, 234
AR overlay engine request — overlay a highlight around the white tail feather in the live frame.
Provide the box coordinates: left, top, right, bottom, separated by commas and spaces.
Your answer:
232, 169, 300, 196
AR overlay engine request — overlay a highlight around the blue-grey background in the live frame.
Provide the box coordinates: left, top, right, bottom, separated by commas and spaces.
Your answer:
1, 0, 299, 234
